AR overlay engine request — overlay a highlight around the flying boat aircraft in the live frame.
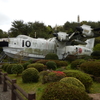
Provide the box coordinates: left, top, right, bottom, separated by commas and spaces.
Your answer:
0, 24, 99, 60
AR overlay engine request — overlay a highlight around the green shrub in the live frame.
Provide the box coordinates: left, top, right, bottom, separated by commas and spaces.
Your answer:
22, 62, 31, 70
63, 70, 93, 92
71, 59, 86, 69
27, 63, 46, 72
39, 71, 66, 83
36, 60, 49, 65
6, 64, 16, 74
93, 43, 100, 51
56, 67, 66, 71
40, 82, 91, 100
60, 77, 85, 91
56, 61, 68, 67
28, 59, 34, 63
47, 71, 66, 82
91, 51, 100, 59
22, 68, 39, 83
80, 61, 100, 77
39, 71, 50, 84
45, 53, 58, 60
46, 61, 57, 70
11, 64, 24, 76
2, 63, 10, 71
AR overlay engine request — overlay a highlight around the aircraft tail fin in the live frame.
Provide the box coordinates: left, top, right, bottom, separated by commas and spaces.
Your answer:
85, 38, 95, 49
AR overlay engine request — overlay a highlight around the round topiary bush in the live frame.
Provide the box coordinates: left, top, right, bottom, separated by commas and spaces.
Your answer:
6, 64, 16, 74
27, 63, 46, 72
39, 71, 66, 84
91, 51, 100, 59
56, 61, 68, 68
40, 82, 91, 100
80, 61, 100, 77
46, 61, 57, 70
22, 68, 39, 83
11, 64, 24, 76
63, 70, 93, 92
45, 53, 58, 60
22, 62, 31, 70
39, 71, 50, 84
60, 77, 85, 91
2, 63, 10, 71
36, 60, 49, 65
47, 71, 66, 83
71, 59, 86, 69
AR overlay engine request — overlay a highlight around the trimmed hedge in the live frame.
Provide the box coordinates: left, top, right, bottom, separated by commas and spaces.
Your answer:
39, 71, 66, 84
22, 68, 39, 83
11, 64, 24, 76
40, 82, 91, 100
80, 61, 100, 77
46, 61, 57, 70
27, 63, 46, 72
45, 53, 58, 60
60, 77, 85, 91
71, 59, 86, 69
63, 70, 93, 92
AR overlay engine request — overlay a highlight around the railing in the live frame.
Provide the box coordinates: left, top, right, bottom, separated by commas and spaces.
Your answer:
0, 69, 36, 100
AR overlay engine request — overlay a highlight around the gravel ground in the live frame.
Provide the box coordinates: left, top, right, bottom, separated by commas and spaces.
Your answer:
0, 84, 19, 100
0, 84, 11, 100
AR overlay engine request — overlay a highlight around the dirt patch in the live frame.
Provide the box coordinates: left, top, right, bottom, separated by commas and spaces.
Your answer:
88, 93, 100, 100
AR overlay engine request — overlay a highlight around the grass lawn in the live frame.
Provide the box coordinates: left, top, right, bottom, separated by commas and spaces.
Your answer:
8, 74, 100, 100
8, 74, 49, 100
90, 82, 100, 93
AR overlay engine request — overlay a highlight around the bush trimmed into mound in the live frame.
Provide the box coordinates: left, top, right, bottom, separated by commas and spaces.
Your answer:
71, 59, 86, 69
46, 61, 57, 70
56, 61, 68, 67
63, 70, 93, 92
39, 71, 50, 84
40, 82, 91, 100
47, 71, 66, 82
11, 64, 24, 76
80, 61, 100, 77
6, 64, 16, 74
39, 71, 66, 84
45, 53, 58, 60
22, 62, 31, 70
36, 60, 49, 65
60, 77, 85, 91
91, 51, 100, 59
2, 63, 10, 71
27, 63, 46, 72
22, 68, 39, 83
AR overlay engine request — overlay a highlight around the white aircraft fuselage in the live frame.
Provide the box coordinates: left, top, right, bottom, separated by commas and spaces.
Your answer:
1, 34, 94, 60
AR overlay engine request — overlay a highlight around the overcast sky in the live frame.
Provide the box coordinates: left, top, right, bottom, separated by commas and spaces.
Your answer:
0, 0, 100, 32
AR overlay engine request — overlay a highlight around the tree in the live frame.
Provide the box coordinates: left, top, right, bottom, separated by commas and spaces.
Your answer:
9, 20, 28, 37
93, 43, 100, 51
11, 64, 24, 76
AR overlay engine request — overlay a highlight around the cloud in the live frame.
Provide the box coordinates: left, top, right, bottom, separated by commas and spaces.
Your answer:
0, 13, 11, 25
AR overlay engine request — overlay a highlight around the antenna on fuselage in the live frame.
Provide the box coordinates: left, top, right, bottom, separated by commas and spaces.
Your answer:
35, 32, 37, 38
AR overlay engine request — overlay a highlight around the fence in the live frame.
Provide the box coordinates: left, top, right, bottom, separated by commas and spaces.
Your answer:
0, 69, 36, 100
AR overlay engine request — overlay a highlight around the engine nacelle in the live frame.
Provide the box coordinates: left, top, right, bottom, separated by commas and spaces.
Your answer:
81, 24, 94, 37
54, 32, 69, 42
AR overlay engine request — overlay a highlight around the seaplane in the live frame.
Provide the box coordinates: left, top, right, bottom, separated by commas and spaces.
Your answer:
0, 24, 99, 60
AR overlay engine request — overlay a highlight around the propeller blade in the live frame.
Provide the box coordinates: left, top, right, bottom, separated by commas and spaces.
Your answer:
93, 28, 100, 31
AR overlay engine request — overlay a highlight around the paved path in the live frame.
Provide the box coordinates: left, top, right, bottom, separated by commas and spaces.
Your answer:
0, 84, 11, 100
